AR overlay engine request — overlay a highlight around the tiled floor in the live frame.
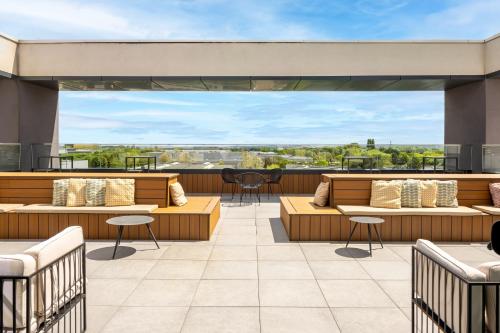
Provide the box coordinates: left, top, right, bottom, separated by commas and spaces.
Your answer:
2, 195, 499, 333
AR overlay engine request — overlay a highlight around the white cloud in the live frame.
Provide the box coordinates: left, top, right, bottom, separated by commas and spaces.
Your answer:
64, 92, 203, 106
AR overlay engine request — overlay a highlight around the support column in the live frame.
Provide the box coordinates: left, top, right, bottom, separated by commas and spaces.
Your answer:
445, 79, 500, 172
0, 78, 59, 171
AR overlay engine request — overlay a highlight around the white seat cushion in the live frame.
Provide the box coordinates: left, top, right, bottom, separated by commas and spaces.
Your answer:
416, 239, 486, 333
478, 262, 500, 332
16, 203, 158, 214
0, 204, 24, 213
24, 226, 85, 318
0, 254, 36, 330
337, 205, 483, 216
473, 206, 500, 215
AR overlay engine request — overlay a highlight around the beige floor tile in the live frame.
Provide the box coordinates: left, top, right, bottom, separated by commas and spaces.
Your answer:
401, 307, 412, 320
86, 242, 167, 260
332, 308, 410, 333
0, 241, 38, 254
192, 280, 259, 306
146, 260, 207, 279
101, 307, 188, 333
259, 280, 327, 307
257, 245, 306, 260
225, 208, 256, 219
221, 218, 256, 225
387, 245, 413, 263
216, 234, 257, 245
88, 260, 156, 279
378, 280, 412, 308
309, 261, 371, 279
360, 261, 411, 280
301, 245, 353, 261
318, 280, 395, 307
86, 306, 118, 333
258, 261, 314, 279
218, 224, 256, 235
260, 307, 340, 333
161, 245, 213, 260
256, 227, 293, 245
209, 245, 257, 260
125, 279, 198, 306
203, 260, 258, 279
350, 246, 404, 261
87, 279, 140, 306
181, 307, 260, 333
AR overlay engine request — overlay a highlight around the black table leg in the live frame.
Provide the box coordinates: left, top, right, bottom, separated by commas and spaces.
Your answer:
373, 224, 383, 248
146, 223, 160, 249
345, 222, 358, 248
367, 224, 372, 256
112, 225, 124, 259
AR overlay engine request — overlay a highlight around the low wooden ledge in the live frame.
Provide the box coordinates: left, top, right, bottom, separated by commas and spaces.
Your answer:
280, 195, 496, 242
0, 172, 179, 179
0, 196, 221, 241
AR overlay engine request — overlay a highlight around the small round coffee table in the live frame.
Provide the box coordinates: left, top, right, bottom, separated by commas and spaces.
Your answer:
106, 215, 160, 259
345, 216, 385, 256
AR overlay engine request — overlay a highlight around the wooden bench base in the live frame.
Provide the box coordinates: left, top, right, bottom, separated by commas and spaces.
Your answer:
281, 196, 497, 242
0, 196, 220, 241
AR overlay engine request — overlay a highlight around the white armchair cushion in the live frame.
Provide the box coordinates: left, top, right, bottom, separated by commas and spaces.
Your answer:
416, 239, 486, 333
478, 261, 500, 332
0, 254, 36, 330
24, 226, 84, 318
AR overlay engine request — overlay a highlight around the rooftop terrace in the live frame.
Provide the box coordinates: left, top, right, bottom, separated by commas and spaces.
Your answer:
1, 196, 496, 333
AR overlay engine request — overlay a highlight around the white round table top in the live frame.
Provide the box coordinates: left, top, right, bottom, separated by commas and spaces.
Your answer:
106, 215, 154, 226
349, 216, 385, 224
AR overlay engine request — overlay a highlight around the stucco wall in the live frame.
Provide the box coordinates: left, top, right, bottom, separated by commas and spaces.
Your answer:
0, 35, 17, 76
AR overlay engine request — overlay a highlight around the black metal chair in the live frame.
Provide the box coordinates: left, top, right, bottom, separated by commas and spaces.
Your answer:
220, 168, 238, 199
265, 168, 283, 199
487, 220, 500, 254
235, 172, 265, 205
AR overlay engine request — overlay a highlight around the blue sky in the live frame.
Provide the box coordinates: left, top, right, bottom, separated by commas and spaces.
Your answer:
1, 0, 499, 144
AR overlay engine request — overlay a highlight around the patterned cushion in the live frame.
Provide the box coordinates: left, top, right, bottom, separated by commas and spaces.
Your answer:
66, 179, 87, 207
85, 179, 106, 206
52, 179, 69, 206
370, 180, 402, 209
105, 179, 135, 206
490, 183, 500, 208
421, 180, 438, 208
170, 182, 188, 206
436, 180, 458, 207
401, 179, 422, 208
313, 182, 330, 207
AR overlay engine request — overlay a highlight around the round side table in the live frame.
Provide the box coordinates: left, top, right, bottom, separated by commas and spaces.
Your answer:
106, 215, 159, 259
345, 216, 385, 256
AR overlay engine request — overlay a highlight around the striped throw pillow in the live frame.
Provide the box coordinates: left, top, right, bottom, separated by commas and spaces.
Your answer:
86, 179, 106, 206
52, 179, 69, 206
490, 183, 500, 208
370, 180, 402, 209
401, 179, 422, 208
436, 180, 458, 207
66, 179, 87, 207
421, 180, 438, 208
105, 179, 135, 206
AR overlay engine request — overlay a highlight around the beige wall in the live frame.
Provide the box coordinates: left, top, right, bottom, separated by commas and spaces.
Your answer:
0, 35, 17, 76
485, 34, 500, 74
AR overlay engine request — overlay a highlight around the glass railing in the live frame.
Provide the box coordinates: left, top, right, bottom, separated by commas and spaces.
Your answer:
0, 143, 21, 171
0, 143, 478, 172
483, 145, 500, 173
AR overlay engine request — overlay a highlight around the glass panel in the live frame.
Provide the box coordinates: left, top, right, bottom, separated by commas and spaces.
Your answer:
0, 144, 20, 171
483, 145, 500, 173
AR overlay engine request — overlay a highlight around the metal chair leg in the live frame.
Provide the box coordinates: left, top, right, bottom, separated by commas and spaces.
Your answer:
112, 226, 124, 259
345, 222, 358, 248
279, 183, 284, 195
220, 182, 225, 198
231, 183, 236, 200
257, 187, 261, 205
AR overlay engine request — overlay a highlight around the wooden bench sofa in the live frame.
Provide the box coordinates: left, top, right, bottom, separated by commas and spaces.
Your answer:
281, 174, 500, 242
0, 172, 220, 241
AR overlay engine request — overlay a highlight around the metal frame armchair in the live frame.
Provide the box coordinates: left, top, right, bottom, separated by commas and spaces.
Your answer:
220, 168, 238, 199
265, 168, 283, 198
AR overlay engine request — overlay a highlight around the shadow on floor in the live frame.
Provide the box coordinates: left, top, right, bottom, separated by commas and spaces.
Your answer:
337, 247, 371, 258
87, 246, 136, 260
268, 217, 292, 243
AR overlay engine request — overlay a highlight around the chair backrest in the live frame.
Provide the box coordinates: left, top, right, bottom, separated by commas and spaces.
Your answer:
236, 172, 265, 187
491, 221, 500, 255
268, 168, 283, 183
221, 168, 237, 183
